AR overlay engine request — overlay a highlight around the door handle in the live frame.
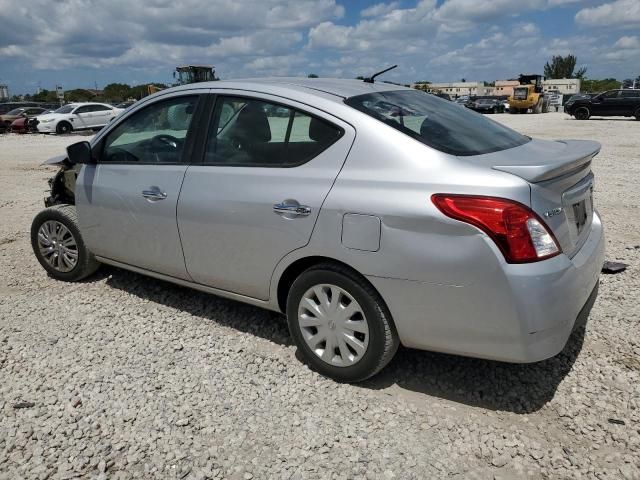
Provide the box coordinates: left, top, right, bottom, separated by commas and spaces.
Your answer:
273, 202, 311, 217
142, 187, 167, 201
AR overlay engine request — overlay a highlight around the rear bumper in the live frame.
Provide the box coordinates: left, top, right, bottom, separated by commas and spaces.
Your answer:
368, 212, 605, 363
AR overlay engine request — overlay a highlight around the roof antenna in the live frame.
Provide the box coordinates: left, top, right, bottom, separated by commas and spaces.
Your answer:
363, 65, 398, 83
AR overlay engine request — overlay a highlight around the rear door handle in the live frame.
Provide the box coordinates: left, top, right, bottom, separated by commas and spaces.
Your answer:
273, 203, 311, 216
142, 187, 167, 201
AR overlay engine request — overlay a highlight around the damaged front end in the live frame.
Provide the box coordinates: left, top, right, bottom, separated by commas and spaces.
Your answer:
42, 155, 79, 207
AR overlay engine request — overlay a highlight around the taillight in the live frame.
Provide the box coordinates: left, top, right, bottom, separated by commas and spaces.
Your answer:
431, 194, 560, 263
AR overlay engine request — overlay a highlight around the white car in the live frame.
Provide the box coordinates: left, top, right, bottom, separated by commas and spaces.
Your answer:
35, 103, 123, 134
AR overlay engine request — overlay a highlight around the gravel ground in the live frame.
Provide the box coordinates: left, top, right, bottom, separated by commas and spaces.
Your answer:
0, 112, 639, 479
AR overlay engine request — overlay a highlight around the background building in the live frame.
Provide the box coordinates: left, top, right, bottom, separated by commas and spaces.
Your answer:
417, 81, 492, 97
542, 78, 581, 95
0, 84, 9, 101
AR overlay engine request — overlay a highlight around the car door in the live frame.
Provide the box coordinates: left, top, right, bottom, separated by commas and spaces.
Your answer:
73, 105, 94, 129
89, 104, 114, 127
619, 89, 640, 115
177, 93, 355, 299
590, 90, 620, 116
75, 93, 203, 279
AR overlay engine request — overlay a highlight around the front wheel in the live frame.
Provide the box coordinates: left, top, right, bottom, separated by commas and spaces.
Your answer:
56, 121, 72, 134
286, 264, 399, 382
575, 107, 590, 120
31, 205, 100, 282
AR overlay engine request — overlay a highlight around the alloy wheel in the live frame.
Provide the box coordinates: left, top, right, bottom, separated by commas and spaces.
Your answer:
297, 284, 369, 367
37, 220, 78, 272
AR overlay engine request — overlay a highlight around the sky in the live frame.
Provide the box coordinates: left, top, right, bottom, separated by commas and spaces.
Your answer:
1, 0, 639, 95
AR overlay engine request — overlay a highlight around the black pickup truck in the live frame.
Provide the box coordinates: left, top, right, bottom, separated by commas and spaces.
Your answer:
565, 89, 640, 120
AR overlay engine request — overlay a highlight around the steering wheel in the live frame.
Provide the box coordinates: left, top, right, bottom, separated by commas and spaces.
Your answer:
150, 134, 181, 150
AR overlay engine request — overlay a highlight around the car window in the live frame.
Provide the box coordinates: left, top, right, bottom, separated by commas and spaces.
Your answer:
204, 96, 343, 167
345, 90, 529, 156
620, 90, 640, 98
54, 105, 74, 114
601, 91, 620, 99
75, 106, 92, 114
101, 96, 198, 164
90, 105, 112, 112
5, 108, 25, 115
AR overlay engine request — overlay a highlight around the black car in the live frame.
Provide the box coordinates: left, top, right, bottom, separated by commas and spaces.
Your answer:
468, 98, 504, 114
564, 89, 640, 120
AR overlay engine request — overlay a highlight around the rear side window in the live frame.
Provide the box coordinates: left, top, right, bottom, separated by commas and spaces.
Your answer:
90, 105, 112, 112
621, 90, 640, 98
204, 96, 342, 167
345, 90, 530, 156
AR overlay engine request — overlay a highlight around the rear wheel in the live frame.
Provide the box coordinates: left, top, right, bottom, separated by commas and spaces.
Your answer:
575, 107, 590, 120
31, 205, 100, 282
634, 108, 640, 120
286, 263, 399, 382
56, 121, 72, 135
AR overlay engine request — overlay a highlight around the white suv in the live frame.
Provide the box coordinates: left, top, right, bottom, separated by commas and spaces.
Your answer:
36, 103, 123, 134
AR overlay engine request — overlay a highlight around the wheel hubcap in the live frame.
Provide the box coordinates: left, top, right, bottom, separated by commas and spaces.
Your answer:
298, 284, 369, 367
37, 220, 78, 272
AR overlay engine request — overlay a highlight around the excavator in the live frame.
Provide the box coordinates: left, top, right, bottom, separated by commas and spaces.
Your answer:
145, 65, 216, 97
508, 74, 550, 114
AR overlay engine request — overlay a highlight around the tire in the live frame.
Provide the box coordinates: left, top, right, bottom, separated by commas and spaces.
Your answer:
575, 107, 590, 120
286, 263, 399, 382
56, 121, 72, 135
533, 98, 543, 114
509, 107, 517, 114
634, 108, 640, 120
31, 205, 100, 282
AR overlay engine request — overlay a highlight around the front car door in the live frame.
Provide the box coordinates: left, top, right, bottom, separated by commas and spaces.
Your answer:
178, 93, 355, 299
75, 93, 203, 279
72, 105, 93, 129
590, 90, 620, 116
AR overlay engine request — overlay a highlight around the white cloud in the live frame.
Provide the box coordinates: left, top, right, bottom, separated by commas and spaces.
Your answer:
575, 0, 640, 28
613, 35, 640, 49
361, 2, 401, 18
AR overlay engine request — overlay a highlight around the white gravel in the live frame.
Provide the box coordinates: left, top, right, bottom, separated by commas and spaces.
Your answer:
0, 112, 639, 479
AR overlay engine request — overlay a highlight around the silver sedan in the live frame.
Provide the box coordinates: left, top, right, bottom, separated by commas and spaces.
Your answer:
31, 78, 605, 382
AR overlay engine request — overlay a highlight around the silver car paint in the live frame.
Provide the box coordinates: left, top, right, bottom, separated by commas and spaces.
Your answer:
76, 78, 604, 363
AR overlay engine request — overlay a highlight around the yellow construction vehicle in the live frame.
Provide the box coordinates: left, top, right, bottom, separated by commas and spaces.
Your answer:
174, 65, 216, 85
508, 74, 550, 114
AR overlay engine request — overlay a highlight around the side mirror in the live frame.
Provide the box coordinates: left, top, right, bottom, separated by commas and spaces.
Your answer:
66, 141, 94, 165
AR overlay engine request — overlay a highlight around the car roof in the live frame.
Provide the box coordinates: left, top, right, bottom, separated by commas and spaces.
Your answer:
162, 77, 409, 101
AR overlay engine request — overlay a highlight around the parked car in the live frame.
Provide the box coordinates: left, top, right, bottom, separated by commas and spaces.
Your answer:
0, 107, 49, 132
564, 89, 640, 120
115, 101, 136, 109
469, 98, 504, 114
0, 101, 44, 115
453, 96, 470, 107
31, 78, 604, 382
34, 103, 124, 134
9, 109, 53, 133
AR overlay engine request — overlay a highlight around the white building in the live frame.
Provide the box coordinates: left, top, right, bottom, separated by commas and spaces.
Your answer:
542, 78, 581, 95
421, 82, 492, 97
0, 84, 8, 101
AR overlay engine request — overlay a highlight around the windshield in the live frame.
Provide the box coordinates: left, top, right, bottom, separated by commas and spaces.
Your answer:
345, 90, 529, 156
55, 105, 74, 114
6, 108, 25, 115
477, 99, 493, 104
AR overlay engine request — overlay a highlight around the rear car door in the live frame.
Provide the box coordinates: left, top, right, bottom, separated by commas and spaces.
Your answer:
619, 89, 640, 115
90, 104, 115, 127
177, 93, 355, 299
75, 93, 203, 279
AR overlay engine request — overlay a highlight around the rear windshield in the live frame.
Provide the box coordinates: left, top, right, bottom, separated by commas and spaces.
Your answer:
345, 90, 529, 156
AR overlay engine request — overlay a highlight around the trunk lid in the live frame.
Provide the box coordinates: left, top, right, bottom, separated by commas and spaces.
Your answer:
468, 138, 600, 258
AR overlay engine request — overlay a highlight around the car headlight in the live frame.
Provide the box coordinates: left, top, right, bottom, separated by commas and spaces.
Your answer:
40, 119, 55, 123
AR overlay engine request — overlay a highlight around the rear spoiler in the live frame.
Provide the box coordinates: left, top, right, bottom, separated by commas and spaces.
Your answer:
491, 139, 600, 183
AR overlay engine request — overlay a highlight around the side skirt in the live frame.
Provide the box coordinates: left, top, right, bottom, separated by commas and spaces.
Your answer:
95, 256, 279, 312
